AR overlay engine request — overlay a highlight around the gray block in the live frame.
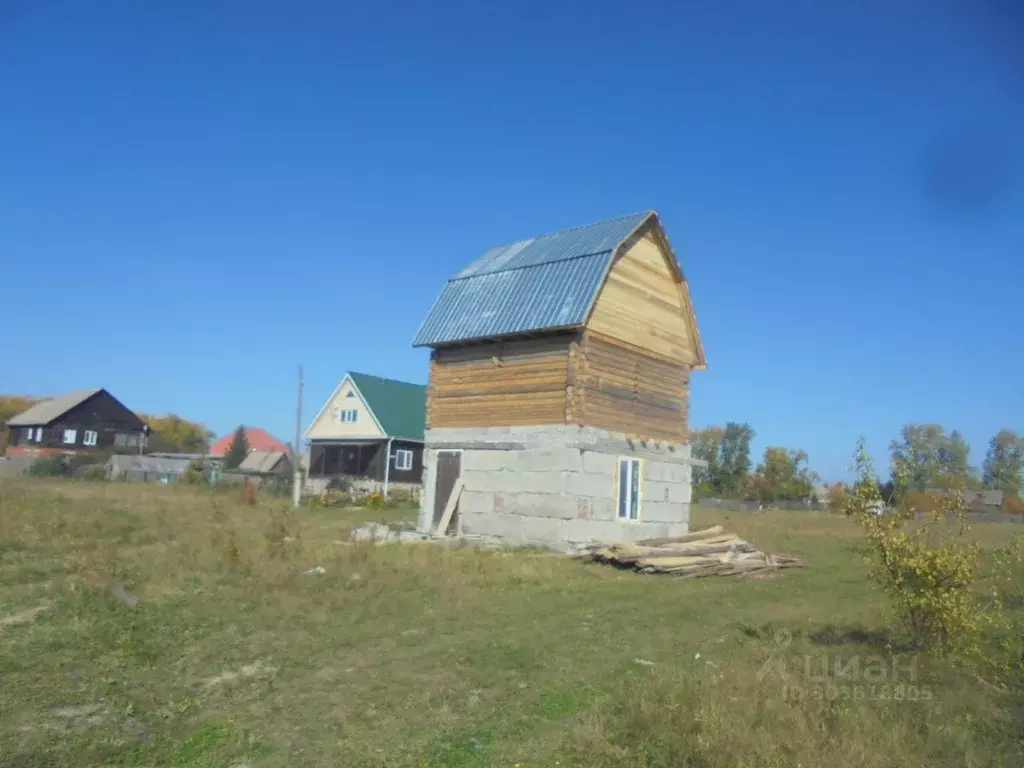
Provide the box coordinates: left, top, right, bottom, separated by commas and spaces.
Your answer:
503, 492, 578, 520
639, 500, 690, 524
460, 512, 525, 542
520, 516, 565, 543
582, 450, 616, 475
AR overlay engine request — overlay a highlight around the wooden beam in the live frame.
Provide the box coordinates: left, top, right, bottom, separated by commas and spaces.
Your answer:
435, 477, 464, 536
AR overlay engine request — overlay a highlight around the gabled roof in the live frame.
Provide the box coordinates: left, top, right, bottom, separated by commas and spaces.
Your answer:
208, 427, 289, 457
238, 451, 290, 473
348, 372, 426, 441
7, 389, 103, 426
414, 212, 666, 347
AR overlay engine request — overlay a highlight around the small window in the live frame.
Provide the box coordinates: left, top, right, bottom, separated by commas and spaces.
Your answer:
394, 449, 413, 471
617, 457, 641, 520
114, 432, 127, 447
34, 427, 43, 442
23, 427, 33, 442
339, 409, 358, 423
83, 430, 98, 447
345, 391, 356, 398
62, 429, 78, 445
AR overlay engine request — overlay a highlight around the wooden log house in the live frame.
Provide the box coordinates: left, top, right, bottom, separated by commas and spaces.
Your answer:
413, 211, 706, 549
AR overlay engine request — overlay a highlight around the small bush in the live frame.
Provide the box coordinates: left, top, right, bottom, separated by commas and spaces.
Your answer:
25, 455, 71, 477
326, 476, 352, 493
844, 441, 981, 654
82, 464, 108, 482
184, 461, 206, 485
1002, 493, 1024, 516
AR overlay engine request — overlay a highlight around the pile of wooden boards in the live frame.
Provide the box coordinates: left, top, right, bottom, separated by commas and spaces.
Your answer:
578, 525, 806, 578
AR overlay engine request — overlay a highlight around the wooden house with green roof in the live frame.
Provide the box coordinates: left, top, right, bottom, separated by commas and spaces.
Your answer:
305, 372, 426, 487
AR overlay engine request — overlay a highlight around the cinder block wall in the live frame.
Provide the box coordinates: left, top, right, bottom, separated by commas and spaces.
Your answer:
418, 425, 699, 551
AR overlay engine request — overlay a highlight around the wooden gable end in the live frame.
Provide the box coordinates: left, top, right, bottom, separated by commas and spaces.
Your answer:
62, 390, 145, 431
306, 377, 385, 440
584, 223, 704, 368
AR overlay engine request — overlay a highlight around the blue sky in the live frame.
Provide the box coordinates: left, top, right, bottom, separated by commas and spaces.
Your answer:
1, 1, 1021, 480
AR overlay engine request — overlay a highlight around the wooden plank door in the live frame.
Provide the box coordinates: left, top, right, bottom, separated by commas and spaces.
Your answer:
432, 451, 462, 532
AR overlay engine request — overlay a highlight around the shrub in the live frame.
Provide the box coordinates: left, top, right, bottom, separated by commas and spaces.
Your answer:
326, 476, 352, 493
82, 464, 108, 482
1002, 493, 1024, 516
184, 461, 206, 485
843, 440, 982, 655
25, 456, 71, 477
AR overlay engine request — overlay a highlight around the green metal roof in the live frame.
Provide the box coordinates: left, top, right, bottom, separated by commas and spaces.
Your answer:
348, 372, 426, 441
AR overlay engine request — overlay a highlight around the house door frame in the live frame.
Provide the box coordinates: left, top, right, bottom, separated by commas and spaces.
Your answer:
432, 450, 462, 534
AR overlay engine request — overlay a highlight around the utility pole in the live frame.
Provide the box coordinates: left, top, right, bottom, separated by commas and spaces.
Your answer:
292, 364, 303, 507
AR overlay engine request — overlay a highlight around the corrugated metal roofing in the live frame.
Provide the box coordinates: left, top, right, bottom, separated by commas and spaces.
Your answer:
349, 372, 426, 441
7, 389, 103, 426
414, 212, 653, 347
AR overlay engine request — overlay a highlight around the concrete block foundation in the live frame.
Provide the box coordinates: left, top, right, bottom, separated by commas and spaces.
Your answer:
418, 425, 701, 551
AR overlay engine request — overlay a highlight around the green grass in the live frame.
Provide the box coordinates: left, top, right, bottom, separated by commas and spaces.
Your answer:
0, 478, 1021, 767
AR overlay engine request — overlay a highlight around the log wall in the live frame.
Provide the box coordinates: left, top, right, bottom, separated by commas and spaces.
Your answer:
427, 335, 572, 428
571, 331, 690, 442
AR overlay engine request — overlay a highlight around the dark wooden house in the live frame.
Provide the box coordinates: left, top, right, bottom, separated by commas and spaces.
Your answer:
4, 388, 148, 457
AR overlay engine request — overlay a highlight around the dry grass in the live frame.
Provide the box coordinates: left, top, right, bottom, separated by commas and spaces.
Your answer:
0, 478, 1021, 767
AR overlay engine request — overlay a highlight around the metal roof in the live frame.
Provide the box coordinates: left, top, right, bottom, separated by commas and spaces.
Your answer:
348, 372, 426, 441
7, 389, 103, 426
238, 451, 290, 474
413, 212, 653, 347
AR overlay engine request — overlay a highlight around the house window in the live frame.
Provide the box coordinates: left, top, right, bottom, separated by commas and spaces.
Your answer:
617, 457, 642, 520
83, 430, 98, 447
33, 427, 43, 442
394, 449, 413, 471
346, 391, 355, 398
22, 427, 33, 442
339, 409, 358, 423
114, 432, 140, 448
62, 429, 78, 445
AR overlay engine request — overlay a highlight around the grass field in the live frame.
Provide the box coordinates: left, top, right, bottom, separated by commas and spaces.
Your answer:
1, 479, 1021, 767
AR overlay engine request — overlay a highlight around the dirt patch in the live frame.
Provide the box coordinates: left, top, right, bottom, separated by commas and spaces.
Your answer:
203, 661, 277, 688
0, 601, 52, 631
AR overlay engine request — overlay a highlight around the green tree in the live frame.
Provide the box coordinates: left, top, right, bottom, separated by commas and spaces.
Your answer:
690, 426, 725, 499
223, 426, 250, 469
749, 446, 818, 503
139, 413, 215, 453
890, 424, 975, 492
718, 422, 755, 497
982, 429, 1024, 495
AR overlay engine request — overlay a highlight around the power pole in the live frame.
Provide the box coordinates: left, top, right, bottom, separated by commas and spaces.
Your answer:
292, 364, 304, 507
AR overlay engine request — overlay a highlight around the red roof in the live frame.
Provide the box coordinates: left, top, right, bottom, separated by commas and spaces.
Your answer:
209, 427, 289, 457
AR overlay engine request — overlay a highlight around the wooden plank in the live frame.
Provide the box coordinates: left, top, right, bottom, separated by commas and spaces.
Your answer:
635, 526, 724, 546
435, 477, 464, 536
585, 234, 698, 364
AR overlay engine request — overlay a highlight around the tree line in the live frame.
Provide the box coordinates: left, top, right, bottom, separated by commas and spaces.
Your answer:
691, 422, 1024, 505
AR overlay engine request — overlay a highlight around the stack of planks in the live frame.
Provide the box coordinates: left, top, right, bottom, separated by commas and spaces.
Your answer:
578, 525, 805, 578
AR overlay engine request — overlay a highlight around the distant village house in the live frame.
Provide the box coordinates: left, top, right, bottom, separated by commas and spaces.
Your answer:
305, 372, 425, 491
4, 388, 148, 458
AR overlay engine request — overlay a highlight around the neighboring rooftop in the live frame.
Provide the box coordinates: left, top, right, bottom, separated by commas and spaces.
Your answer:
237, 451, 290, 474
413, 211, 673, 347
208, 427, 290, 457
6, 389, 103, 426
349, 372, 426, 441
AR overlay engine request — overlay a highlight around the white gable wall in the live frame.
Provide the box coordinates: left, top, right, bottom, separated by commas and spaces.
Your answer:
305, 377, 384, 440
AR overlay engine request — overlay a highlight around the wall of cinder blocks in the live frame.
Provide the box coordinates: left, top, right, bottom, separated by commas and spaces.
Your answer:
418, 425, 699, 551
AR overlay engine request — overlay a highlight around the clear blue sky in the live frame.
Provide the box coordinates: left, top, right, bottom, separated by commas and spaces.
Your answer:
1, 1, 1021, 480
